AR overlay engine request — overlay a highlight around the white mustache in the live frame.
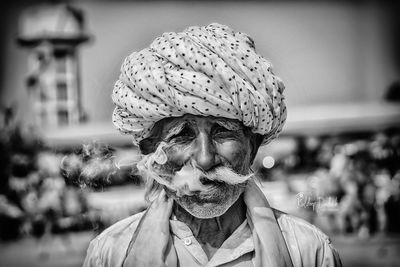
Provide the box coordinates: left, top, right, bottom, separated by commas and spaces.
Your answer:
136, 142, 253, 197
201, 165, 253, 185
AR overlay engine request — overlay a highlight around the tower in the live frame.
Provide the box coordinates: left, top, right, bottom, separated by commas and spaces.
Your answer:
17, 3, 90, 128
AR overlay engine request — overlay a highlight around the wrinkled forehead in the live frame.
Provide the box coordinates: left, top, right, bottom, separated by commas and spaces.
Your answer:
154, 114, 245, 138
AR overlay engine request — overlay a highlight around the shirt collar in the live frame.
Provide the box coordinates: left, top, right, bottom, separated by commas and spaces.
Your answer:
169, 218, 254, 266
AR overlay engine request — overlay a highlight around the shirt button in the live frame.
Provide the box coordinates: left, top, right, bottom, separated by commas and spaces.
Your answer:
184, 238, 192, 246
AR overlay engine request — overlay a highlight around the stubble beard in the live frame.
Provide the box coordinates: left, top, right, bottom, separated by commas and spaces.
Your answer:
166, 182, 246, 219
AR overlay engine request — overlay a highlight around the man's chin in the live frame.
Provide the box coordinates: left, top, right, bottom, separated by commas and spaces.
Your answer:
181, 202, 232, 219
169, 185, 245, 219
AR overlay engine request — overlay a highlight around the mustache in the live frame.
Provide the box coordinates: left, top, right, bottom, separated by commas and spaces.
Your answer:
198, 164, 253, 185
136, 143, 253, 196
154, 160, 251, 185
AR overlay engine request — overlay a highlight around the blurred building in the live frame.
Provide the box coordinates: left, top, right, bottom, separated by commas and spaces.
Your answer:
0, 0, 398, 149
17, 4, 90, 128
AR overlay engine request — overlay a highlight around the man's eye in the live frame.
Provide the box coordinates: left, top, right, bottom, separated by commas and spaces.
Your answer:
212, 125, 234, 137
170, 127, 195, 141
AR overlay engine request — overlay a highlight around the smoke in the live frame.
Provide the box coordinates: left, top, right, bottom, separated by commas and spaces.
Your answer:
60, 139, 254, 194
60, 141, 130, 189
137, 142, 254, 198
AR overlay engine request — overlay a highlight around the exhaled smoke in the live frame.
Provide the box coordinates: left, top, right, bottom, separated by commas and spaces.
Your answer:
60, 141, 126, 189
137, 142, 254, 198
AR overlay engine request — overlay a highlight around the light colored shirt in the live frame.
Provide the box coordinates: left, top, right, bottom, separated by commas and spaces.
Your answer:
83, 209, 341, 267
170, 218, 254, 266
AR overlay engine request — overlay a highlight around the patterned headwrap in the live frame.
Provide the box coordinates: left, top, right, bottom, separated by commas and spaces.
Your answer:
112, 23, 286, 146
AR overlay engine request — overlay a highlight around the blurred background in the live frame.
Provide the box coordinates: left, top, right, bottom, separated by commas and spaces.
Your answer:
0, 0, 399, 266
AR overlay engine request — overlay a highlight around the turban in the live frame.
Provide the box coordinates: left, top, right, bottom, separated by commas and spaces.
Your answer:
112, 23, 286, 146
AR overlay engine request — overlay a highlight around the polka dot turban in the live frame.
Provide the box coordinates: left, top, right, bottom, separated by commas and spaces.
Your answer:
112, 23, 287, 146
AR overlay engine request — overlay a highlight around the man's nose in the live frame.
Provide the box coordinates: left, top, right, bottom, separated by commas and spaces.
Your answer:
192, 132, 219, 171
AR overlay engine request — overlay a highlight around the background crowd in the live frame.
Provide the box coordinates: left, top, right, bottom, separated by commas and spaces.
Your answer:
1, 106, 399, 245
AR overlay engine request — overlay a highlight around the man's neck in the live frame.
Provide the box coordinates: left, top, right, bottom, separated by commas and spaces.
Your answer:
173, 194, 247, 258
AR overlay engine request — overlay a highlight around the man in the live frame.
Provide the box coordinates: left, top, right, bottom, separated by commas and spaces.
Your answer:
84, 23, 342, 267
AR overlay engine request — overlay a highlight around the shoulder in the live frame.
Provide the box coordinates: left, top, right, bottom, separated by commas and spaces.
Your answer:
83, 211, 145, 267
274, 209, 331, 244
273, 209, 342, 267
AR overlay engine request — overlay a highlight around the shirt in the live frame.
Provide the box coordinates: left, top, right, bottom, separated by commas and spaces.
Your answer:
83, 209, 341, 267
170, 218, 254, 266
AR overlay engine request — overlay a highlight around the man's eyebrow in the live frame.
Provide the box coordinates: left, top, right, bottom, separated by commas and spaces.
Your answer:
164, 121, 188, 140
214, 119, 241, 131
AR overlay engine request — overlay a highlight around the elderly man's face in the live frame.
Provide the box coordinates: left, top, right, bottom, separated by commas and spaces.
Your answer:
141, 114, 259, 218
